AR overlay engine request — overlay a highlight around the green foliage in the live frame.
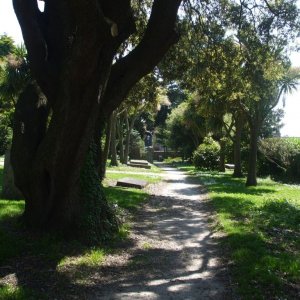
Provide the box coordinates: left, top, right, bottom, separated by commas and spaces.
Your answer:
188, 169, 300, 299
165, 99, 205, 159
0, 40, 29, 155
129, 129, 144, 159
259, 137, 300, 181
0, 285, 39, 300
192, 137, 220, 170
163, 157, 182, 164
0, 113, 12, 155
0, 44, 30, 104
0, 35, 15, 58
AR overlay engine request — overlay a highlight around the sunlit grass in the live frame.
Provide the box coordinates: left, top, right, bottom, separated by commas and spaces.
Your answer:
105, 186, 148, 211
187, 168, 300, 299
105, 172, 161, 184
58, 248, 105, 269
0, 285, 39, 300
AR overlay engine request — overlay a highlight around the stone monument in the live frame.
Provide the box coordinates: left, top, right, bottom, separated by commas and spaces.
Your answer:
144, 130, 153, 163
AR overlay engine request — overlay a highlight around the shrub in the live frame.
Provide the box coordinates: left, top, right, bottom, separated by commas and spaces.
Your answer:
164, 157, 182, 164
193, 137, 220, 170
0, 114, 12, 155
258, 137, 300, 182
129, 129, 144, 159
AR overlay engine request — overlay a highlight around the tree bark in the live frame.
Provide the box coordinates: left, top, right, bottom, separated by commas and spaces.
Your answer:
11, 0, 182, 240
117, 113, 125, 164
110, 111, 118, 167
233, 111, 244, 178
99, 114, 113, 179
123, 110, 130, 165
246, 122, 259, 186
219, 139, 226, 172
123, 111, 137, 165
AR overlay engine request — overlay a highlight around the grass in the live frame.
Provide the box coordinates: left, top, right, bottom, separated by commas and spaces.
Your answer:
0, 285, 41, 300
0, 164, 155, 298
105, 172, 161, 184
57, 248, 106, 269
180, 165, 300, 299
105, 186, 149, 210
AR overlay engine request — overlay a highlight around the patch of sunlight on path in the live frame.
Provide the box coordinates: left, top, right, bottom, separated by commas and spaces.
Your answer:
92, 165, 233, 300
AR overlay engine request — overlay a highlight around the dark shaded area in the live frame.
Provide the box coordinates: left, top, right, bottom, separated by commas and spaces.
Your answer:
0, 167, 232, 299
0, 167, 3, 194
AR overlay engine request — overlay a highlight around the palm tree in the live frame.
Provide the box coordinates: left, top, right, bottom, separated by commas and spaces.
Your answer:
279, 67, 300, 107
0, 44, 30, 108
0, 44, 30, 199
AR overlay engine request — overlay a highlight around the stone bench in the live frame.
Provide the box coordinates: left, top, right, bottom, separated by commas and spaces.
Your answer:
127, 160, 151, 169
116, 177, 148, 189
225, 164, 235, 169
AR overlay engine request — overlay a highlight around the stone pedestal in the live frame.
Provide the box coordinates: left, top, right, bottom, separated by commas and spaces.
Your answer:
116, 177, 148, 189
145, 146, 153, 164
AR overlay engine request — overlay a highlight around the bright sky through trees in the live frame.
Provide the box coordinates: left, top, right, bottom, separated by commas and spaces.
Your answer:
0, 0, 299, 136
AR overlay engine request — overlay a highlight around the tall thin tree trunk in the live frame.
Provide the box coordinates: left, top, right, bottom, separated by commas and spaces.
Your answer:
233, 112, 244, 178
117, 113, 125, 164
99, 114, 113, 179
110, 111, 118, 167
124, 114, 137, 165
219, 139, 226, 172
246, 122, 259, 186
123, 110, 130, 164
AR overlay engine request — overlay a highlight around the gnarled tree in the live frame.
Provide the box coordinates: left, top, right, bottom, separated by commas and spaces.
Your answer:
12, 0, 182, 241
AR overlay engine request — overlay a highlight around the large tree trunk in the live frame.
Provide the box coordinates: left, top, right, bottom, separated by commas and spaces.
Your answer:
233, 112, 244, 178
12, 2, 123, 239
246, 122, 259, 186
12, 0, 182, 240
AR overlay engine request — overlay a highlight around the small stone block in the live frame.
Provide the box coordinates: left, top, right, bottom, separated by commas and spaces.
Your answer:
225, 164, 235, 169
116, 177, 148, 189
129, 160, 149, 166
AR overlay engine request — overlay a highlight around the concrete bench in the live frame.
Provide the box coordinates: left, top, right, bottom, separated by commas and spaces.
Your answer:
116, 177, 148, 189
225, 164, 235, 169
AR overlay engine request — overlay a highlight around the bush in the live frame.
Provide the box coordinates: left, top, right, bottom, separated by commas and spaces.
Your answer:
129, 129, 144, 159
258, 137, 300, 182
163, 157, 182, 164
192, 137, 220, 170
0, 113, 12, 155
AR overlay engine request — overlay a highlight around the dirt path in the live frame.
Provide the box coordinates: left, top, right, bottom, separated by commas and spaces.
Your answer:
87, 165, 232, 299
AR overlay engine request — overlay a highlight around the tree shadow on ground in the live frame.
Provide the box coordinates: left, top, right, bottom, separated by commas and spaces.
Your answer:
0, 184, 232, 299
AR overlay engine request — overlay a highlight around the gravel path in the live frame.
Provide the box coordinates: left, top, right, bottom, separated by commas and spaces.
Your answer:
89, 165, 232, 299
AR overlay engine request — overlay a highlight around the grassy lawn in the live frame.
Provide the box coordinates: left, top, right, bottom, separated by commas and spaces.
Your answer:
0, 165, 157, 299
181, 166, 300, 299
